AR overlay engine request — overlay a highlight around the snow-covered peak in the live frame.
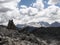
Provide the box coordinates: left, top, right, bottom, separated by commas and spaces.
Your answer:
27, 21, 50, 27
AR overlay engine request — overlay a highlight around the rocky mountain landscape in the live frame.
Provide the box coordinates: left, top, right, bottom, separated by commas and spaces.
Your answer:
0, 20, 60, 45
16, 21, 60, 28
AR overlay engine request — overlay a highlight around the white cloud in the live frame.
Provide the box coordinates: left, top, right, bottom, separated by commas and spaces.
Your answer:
42, 5, 60, 23
17, 0, 60, 24
28, 7, 38, 16
0, 0, 60, 26
0, 0, 21, 25
20, 6, 28, 15
0, 0, 45, 25
17, 0, 44, 24
33, 0, 44, 10
19, 5, 60, 24
48, 0, 60, 5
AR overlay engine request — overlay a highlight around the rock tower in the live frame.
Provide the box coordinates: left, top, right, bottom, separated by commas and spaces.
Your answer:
7, 20, 16, 30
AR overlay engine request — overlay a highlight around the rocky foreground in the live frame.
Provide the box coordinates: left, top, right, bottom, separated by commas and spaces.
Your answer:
0, 26, 47, 45
0, 20, 60, 45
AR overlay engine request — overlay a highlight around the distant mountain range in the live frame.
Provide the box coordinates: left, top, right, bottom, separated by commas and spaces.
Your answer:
27, 21, 50, 27
16, 21, 60, 28
50, 22, 60, 27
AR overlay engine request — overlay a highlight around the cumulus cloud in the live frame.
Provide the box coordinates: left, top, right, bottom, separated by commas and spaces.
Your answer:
0, 0, 44, 25
0, 0, 21, 25
0, 0, 60, 26
33, 6, 60, 24
33, 0, 44, 10
19, 5, 60, 24
15, 0, 60, 24
0, 0, 12, 3
0, 7, 12, 13
17, 0, 44, 24
48, 0, 60, 5
42, 5, 60, 23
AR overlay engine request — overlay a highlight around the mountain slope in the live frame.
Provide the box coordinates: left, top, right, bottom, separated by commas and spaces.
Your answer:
50, 22, 60, 27
0, 25, 48, 45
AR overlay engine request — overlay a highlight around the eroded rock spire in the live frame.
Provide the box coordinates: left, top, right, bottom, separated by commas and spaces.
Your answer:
7, 20, 16, 30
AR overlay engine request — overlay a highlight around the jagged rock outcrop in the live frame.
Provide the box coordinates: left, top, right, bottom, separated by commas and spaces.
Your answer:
7, 20, 16, 30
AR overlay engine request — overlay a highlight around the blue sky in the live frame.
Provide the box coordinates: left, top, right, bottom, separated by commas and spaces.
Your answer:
55, 3, 60, 7
18, 0, 50, 8
18, 0, 60, 8
18, 0, 36, 7
43, 0, 50, 8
